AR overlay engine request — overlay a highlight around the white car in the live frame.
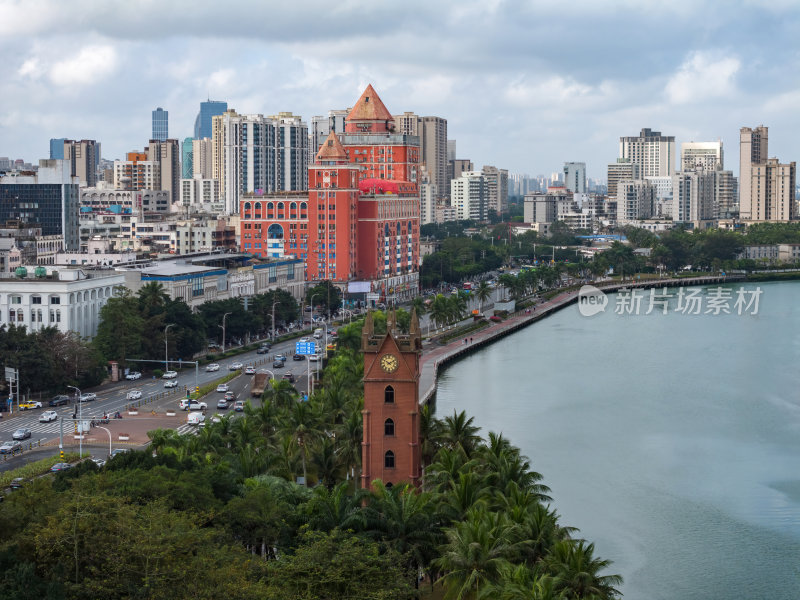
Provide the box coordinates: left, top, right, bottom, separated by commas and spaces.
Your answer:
79, 393, 97, 402
216, 383, 229, 393
164, 380, 178, 388
299, 337, 310, 343
205, 363, 220, 372
125, 371, 141, 380
39, 410, 58, 423
244, 365, 256, 375
229, 362, 243, 371
309, 353, 321, 362
126, 390, 142, 400
162, 371, 178, 379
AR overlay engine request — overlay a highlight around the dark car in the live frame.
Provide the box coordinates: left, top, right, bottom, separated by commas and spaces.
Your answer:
216, 398, 229, 410
50, 462, 72, 472
292, 353, 304, 361
282, 373, 296, 383
272, 360, 284, 368
256, 346, 268, 354
49, 394, 70, 407
9, 478, 24, 490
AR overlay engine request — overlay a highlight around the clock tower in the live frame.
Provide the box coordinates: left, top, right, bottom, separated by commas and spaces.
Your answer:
361, 309, 422, 489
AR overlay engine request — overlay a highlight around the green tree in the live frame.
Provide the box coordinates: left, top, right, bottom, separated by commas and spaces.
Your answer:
93, 287, 145, 365
306, 280, 342, 316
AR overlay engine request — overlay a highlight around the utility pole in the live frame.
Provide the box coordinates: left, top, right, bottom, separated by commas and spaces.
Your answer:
220, 312, 232, 350
271, 300, 280, 341
164, 323, 174, 373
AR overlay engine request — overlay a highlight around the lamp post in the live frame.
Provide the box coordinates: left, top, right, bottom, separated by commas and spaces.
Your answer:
271, 300, 280, 341
164, 323, 175, 373
310, 293, 321, 330
96, 426, 112, 457
220, 312, 232, 350
341, 308, 353, 324
66, 385, 82, 458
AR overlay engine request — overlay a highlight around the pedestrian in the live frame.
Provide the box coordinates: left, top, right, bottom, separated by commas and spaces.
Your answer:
464, 338, 467, 345
470, 337, 473, 344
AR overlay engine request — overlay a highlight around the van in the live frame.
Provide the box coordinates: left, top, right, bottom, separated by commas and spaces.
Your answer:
187, 412, 205, 426
313, 328, 323, 339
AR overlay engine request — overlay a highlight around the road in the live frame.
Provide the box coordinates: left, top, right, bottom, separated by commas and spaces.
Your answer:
0, 334, 325, 471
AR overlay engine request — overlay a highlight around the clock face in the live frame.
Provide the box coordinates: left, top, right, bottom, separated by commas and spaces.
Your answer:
380, 354, 399, 373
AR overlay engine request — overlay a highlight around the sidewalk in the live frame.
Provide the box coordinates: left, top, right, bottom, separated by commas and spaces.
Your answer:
41, 410, 188, 449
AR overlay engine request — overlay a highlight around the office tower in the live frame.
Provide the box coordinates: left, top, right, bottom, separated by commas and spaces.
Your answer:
739, 125, 769, 220
273, 112, 309, 191
619, 128, 675, 177
447, 140, 457, 161
192, 138, 214, 179
563, 162, 587, 193
607, 158, 640, 199
194, 100, 227, 140
750, 159, 796, 221
146, 139, 180, 205
617, 180, 655, 224
49, 138, 66, 160
62, 140, 98, 187
681, 141, 723, 171
482, 165, 509, 214
451, 171, 487, 220
671, 171, 715, 223
152, 107, 168, 142
0, 160, 80, 250
181, 138, 193, 179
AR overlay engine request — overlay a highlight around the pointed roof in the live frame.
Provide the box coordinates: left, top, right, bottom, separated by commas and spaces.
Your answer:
315, 131, 348, 162
346, 84, 393, 123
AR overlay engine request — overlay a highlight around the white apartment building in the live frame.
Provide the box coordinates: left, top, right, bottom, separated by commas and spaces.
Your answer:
450, 171, 487, 221
563, 162, 587, 194
419, 181, 437, 225
739, 125, 768, 220
272, 112, 309, 192
672, 170, 716, 223
619, 128, 675, 177
192, 138, 214, 179
180, 178, 222, 213
482, 166, 509, 214
607, 158, 641, 199
681, 141, 724, 171
750, 159, 796, 221
617, 180, 655, 224
114, 160, 160, 191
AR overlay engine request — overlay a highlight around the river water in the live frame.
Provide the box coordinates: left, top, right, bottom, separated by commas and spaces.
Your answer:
435, 281, 800, 600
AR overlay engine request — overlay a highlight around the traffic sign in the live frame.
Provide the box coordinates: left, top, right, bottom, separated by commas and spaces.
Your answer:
295, 341, 316, 355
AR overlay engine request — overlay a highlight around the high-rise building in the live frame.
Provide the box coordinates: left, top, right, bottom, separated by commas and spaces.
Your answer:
681, 141, 723, 171
563, 162, 587, 194
447, 140, 457, 161
62, 140, 98, 187
739, 125, 769, 220
619, 128, 675, 177
192, 138, 214, 179
714, 168, 738, 219
750, 159, 796, 221
617, 180, 655, 224
451, 171, 487, 221
0, 159, 80, 250
180, 178, 222, 213
310, 109, 348, 157
395, 113, 448, 200
146, 139, 180, 205
671, 171, 715, 223
152, 107, 168, 142
482, 166, 509, 214
448, 159, 473, 183
523, 194, 557, 224
181, 137, 193, 179
273, 112, 309, 192
114, 152, 160, 191
194, 100, 227, 140
607, 158, 640, 199
49, 138, 66, 160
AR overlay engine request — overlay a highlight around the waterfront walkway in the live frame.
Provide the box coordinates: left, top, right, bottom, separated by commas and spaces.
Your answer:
418, 273, 743, 403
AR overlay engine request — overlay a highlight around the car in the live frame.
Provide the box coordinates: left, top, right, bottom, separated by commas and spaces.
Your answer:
50, 462, 72, 472
164, 380, 178, 388
188, 401, 207, 411
205, 363, 220, 372
229, 362, 243, 371
244, 365, 256, 375
39, 410, 58, 423
328, 329, 337, 337
12, 428, 31, 440
125, 371, 141, 380
162, 371, 178, 379
489, 315, 502, 322
224, 391, 235, 401
210, 414, 222, 424
234, 400, 245, 412
282, 373, 296, 383
274, 354, 287, 362
0, 441, 22, 454
110, 448, 129, 458
216, 398, 229, 410
9, 478, 24, 489
49, 395, 70, 407
256, 346, 268, 354
309, 353, 321, 362
91, 457, 106, 468
79, 393, 97, 403
272, 360, 284, 368
216, 383, 229, 393
299, 337, 310, 343
126, 390, 142, 400
18, 401, 42, 411
292, 353, 304, 361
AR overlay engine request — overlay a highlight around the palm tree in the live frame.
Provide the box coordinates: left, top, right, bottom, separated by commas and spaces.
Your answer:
305, 481, 368, 532
411, 296, 428, 319
475, 281, 492, 313
440, 410, 482, 457
137, 281, 169, 315
335, 398, 363, 483
262, 379, 298, 409
482, 564, 564, 600
429, 294, 451, 329
419, 403, 442, 470
310, 435, 345, 489
448, 293, 468, 323
545, 539, 623, 599
276, 400, 324, 486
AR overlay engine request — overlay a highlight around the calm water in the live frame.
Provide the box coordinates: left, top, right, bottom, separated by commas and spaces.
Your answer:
436, 281, 800, 600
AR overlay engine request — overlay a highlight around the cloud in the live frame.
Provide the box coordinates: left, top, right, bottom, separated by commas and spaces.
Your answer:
48, 44, 118, 86
17, 57, 40, 79
665, 51, 740, 104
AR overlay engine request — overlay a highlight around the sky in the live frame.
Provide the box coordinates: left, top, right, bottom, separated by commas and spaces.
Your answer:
1, 0, 798, 180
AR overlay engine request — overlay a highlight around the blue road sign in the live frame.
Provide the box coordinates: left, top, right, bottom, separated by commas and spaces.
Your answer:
295, 341, 316, 355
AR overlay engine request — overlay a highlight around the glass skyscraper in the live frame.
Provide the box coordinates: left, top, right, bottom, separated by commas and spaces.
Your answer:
152, 107, 168, 142
181, 137, 193, 179
49, 138, 66, 159
194, 100, 227, 139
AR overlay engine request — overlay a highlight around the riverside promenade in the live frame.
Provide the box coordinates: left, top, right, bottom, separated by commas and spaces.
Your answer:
419, 274, 743, 403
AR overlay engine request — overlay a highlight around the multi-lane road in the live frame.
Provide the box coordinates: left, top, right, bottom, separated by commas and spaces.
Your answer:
0, 335, 326, 470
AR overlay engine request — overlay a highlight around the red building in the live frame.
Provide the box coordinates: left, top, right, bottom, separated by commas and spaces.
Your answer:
240, 85, 420, 303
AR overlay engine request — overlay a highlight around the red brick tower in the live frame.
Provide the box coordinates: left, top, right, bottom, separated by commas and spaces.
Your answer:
361, 309, 422, 489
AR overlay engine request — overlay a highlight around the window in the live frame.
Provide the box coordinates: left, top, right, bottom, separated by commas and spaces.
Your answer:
10, 296, 21, 305
31, 295, 42, 304
384, 385, 394, 404
384, 418, 395, 436
384, 451, 395, 469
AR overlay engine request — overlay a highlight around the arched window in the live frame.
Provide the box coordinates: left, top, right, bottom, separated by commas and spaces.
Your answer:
300, 202, 307, 210
267, 224, 284, 239
385, 482, 393, 488
384, 224, 390, 236
290, 202, 297, 209
384, 451, 395, 468
384, 385, 394, 404
277, 202, 285, 210
267, 202, 274, 210
255, 202, 261, 209
244, 202, 252, 210
384, 418, 395, 436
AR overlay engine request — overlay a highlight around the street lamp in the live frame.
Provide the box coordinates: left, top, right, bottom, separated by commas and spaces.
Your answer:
164, 323, 175, 373
271, 300, 280, 341
66, 385, 82, 459
310, 293, 321, 330
341, 308, 353, 324
220, 312, 232, 350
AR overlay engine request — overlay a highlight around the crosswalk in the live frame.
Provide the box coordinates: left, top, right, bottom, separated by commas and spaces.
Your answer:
0, 421, 61, 436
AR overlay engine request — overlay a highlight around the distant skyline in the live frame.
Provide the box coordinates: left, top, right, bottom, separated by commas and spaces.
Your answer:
0, 0, 798, 179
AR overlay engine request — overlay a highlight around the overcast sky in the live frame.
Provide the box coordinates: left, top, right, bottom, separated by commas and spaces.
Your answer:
1, 0, 798, 180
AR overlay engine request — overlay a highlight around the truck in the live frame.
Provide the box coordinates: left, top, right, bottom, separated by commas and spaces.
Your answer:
251, 373, 269, 397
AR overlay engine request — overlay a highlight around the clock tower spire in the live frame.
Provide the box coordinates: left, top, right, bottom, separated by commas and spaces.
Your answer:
361, 309, 422, 489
